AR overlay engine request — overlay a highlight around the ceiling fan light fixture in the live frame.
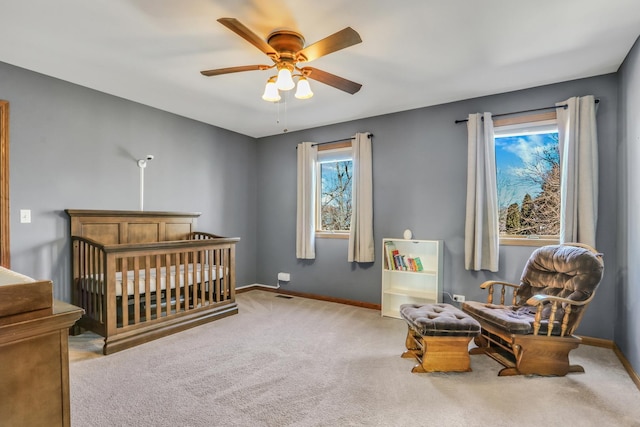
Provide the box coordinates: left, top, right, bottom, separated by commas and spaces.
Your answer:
262, 77, 281, 102
295, 77, 314, 99
276, 65, 295, 91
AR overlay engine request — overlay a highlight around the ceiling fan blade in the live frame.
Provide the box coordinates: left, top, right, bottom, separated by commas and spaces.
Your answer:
297, 27, 362, 62
217, 18, 278, 59
301, 67, 362, 94
200, 65, 271, 77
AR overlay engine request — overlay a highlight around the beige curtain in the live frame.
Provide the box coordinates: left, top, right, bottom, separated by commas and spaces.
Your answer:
296, 142, 317, 259
465, 113, 499, 272
556, 95, 599, 247
348, 132, 374, 262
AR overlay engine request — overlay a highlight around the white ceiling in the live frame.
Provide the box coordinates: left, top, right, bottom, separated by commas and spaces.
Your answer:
1, 0, 639, 138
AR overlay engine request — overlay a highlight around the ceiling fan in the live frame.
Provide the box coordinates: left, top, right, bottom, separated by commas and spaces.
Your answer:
200, 18, 363, 101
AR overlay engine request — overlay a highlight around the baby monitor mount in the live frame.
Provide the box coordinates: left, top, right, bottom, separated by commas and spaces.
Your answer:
137, 155, 154, 211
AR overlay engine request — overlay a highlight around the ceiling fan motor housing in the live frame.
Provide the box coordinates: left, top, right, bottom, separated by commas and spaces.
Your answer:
267, 30, 306, 62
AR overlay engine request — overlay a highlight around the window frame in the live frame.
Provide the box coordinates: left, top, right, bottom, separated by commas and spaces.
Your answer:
493, 111, 560, 247
315, 141, 353, 239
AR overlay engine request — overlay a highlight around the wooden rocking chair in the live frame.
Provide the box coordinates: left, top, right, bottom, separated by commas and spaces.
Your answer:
461, 243, 604, 376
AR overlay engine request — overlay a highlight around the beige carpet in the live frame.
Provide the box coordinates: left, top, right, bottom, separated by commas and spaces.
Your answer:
69, 290, 640, 426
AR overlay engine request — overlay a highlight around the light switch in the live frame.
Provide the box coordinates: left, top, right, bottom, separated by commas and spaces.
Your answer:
20, 209, 31, 223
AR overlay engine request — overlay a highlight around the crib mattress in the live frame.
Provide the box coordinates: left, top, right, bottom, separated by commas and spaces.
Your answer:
0, 267, 53, 317
80, 264, 226, 297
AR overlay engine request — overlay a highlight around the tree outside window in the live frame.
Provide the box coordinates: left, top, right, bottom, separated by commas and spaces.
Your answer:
495, 120, 560, 238
315, 144, 353, 234
319, 160, 352, 231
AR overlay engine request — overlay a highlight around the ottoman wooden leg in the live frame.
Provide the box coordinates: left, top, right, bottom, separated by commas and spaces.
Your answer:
401, 325, 422, 360
411, 336, 473, 373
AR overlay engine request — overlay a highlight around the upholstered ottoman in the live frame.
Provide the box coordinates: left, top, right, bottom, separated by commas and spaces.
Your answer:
400, 303, 481, 373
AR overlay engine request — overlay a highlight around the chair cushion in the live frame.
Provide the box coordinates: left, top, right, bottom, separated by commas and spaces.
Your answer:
462, 301, 534, 334
400, 303, 480, 337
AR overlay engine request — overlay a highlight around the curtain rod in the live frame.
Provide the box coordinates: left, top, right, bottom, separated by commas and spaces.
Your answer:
311, 133, 373, 147
454, 99, 600, 124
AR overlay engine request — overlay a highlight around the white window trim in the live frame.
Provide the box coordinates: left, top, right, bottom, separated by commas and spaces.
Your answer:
494, 112, 560, 246
315, 143, 353, 239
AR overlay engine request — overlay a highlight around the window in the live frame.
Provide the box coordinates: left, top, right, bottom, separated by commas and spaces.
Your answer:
316, 142, 352, 237
494, 113, 560, 244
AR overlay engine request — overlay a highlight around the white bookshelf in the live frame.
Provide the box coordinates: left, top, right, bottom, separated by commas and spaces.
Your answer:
381, 238, 444, 318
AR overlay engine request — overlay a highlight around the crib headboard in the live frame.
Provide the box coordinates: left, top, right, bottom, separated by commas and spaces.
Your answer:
65, 209, 201, 244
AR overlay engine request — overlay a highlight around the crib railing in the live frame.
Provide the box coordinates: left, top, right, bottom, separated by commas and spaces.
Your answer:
71, 233, 238, 342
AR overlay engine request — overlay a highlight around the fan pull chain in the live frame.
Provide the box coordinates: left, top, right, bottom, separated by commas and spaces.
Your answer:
274, 93, 288, 133
283, 92, 288, 133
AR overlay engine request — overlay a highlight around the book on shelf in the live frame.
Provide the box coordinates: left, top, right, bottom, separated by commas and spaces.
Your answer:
392, 254, 401, 270
402, 256, 421, 272
384, 241, 397, 270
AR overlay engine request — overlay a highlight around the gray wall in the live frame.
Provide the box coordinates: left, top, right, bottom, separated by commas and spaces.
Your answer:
617, 36, 640, 373
0, 61, 259, 301
256, 74, 619, 340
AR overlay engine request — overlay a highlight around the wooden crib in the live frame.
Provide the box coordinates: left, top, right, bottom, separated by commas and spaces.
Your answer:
66, 209, 239, 354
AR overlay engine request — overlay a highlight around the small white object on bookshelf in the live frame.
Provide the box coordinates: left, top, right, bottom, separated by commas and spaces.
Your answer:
381, 238, 444, 319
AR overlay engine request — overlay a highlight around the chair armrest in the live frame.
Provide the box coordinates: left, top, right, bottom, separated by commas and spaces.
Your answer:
480, 280, 519, 289
526, 294, 592, 336
526, 294, 590, 307
479, 280, 520, 305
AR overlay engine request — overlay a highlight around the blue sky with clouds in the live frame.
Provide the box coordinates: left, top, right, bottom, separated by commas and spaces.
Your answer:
495, 132, 558, 209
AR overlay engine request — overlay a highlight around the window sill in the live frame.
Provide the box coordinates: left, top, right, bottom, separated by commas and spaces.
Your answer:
316, 231, 349, 240
500, 236, 560, 247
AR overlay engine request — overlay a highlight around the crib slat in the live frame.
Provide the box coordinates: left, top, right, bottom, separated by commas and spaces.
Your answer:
175, 253, 182, 312
72, 240, 79, 311
207, 249, 214, 305
221, 247, 228, 301
214, 249, 221, 303
199, 249, 206, 305
78, 241, 86, 313
191, 250, 198, 308
183, 251, 190, 310
89, 244, 96, 322
97, 245, 104, 323
144, 255, 152, 322
88, 243, 96, 320
165, 253, 172, 318
155, 254, 162, 320
121, 257, 128, 327
133, 257, 141, 325
142, 256, 148, 321
229, 243, 236, 302
80, 241, 87, 314
199, 249, 204, 305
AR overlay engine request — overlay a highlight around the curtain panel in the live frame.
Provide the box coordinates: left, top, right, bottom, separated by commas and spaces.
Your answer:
465, 113, 499, 272
296, 142, 317, 259
556, 95, 599, 247
348, 132, 374, 262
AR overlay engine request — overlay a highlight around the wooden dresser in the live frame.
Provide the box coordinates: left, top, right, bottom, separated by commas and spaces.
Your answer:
0, 277, 83, 427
